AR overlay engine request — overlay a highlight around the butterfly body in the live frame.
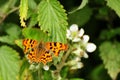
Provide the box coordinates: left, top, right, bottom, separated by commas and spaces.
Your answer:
23, 39, 68, 65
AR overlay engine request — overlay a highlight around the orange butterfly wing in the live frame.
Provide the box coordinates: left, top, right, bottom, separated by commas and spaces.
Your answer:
23, 39, 52, 65
23, 39, 38, 54
45, 42, 68, 56
23, 39, 68, 65
23, 39, 38, 63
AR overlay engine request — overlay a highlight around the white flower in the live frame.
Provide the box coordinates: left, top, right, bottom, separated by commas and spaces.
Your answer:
66, 57, 81, 66
70, 24, 78, 32
82, 35, 96, 53
73, 47, 89, 58
72, 37, 81, 42
74, 57, 81, 62
78, 28, 84, 37
83, 52, 89, 58
66, 24, 85, 42
66, 30, 72, 40
70, 62, 83, 69
86, 43, 96, 52
43, 65, 49, 71
82, 35, 90, 43
72, 47, 82, 56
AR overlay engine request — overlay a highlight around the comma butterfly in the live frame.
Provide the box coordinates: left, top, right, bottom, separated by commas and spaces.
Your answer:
23, 39, 68, 65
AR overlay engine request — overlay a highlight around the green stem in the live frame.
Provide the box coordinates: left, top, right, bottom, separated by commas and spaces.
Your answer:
38, 64, 43, 80
0, 7, 19, 24
53, 46, 74, 79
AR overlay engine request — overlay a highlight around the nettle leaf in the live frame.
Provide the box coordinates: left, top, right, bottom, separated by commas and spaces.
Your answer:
0, 46, 20, 80
16, 28, 51, 50
99, 41, 120, 79
38, 0, 68, 43
22, 28, 50, 42
0, 23, 22, 45
106, 0, 120, 17
28, 0, 37, 10
19, 0, 28, 27
28, 12, 38, 28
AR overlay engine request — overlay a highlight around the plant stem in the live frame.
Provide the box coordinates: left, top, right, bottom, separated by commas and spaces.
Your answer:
53, 46, 74, 78
0, 7, 19, 24
38, 64, 43, 80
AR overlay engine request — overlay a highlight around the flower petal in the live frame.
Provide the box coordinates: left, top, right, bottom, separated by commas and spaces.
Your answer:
73, 48, 82, 56
70, 24, 78, 32
83, 35, 90, 43
76, 62, 83, 69
83, 52, 89, 58
70, 62, 83, 69
43, 65, 49, 71
78, 28, 84, 37
74, 57, 81, 62
86, 43, 96, 52
66, 30, 72, 39
72, 37, 81, 42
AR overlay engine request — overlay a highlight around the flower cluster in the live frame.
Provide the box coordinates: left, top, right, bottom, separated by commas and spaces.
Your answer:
66, 24, 96, 69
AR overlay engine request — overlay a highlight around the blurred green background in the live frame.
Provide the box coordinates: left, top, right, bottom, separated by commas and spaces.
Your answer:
0, 0, 120, 80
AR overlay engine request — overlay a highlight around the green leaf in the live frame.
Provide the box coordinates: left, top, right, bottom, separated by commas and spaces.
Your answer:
19, 59, 30, 80
90, 64, 111, 80
22, 28, 50, 42
95, 7, 109, 20
28, 0, 37, 10
38, 0, 68, 43
68, 0, 88, 14
100, 27, 120, 40
68, 6, 92, 26
19, 0, 28, 27
60, 67, 69, 79
0, 46, 20, 80
99, 41, 120, 79
28, 12, 38, 28
43, 71, 53, 80
106, 0, 120, 17
15, 39, 23, 49
0, 23, 22, 45
0, 0, 17, 14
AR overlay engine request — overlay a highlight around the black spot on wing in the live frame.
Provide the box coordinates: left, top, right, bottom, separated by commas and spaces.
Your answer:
59, 43, 62, 48
45, 51, 49, 54
54, 42, 57, 46
30, 39, 32, 43
53, 51, 56, 53
50, 47, 53, 49
50, 43, 52, 46
33, 40, 36, 44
